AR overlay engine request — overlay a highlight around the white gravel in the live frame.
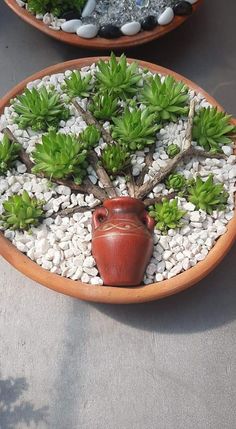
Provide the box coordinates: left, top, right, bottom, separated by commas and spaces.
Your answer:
0, 65, 235, 285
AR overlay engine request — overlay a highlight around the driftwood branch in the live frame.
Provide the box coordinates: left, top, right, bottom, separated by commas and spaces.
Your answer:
143, 192, 177, 207
73, 100, 113, 145
126, 168, 136, 198
52, 202, 101, 218
3, 127, 34, 172
136, 100, 196, 200
135, 146, 155, 187
188, 147, 228, 160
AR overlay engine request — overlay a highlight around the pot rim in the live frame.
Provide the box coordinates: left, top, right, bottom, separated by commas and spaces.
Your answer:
0, 57, 235, 304
4, 0, 204, 50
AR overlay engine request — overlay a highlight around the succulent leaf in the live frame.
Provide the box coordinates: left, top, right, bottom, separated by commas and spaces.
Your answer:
89, 92, 119, 121
166, 144, 180, 158
149, 198, 186, 233
95, 53, 142, 99
0, 135, 21, 175
78, 125, 101, 150
140, 75, 189, 122
62, 70, 92, 99
32, 132, 88, 183
101, 143, 131, 174
192, 107, 236, 153
165, 173, 186, 191
27, 0, 86, 16
188, 174, 228, 214
112, 107, 160, 151
0, 191, 44, 230
13, 87, 70, 132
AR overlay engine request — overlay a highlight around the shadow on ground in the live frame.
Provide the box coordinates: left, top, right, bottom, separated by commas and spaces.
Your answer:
0, 375, 48, 429
91, 244, 236, 334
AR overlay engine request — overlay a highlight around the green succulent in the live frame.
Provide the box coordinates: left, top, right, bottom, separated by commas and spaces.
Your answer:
165, 173, 186, 191
0, 135, 21, 175
95, 53, 142, 99
166, 144, 180, 158
140, 75, 189, 122
12, 87, 70, 132
112, 108, 160, 151
0, 191, 44, 231
27, 0, 86, 17
62, 70, 92, 99
149, 198, 186, 233
79, 125, 101, 150
32, 132, 88, 184
192, 107, 235, 153
188, 175, 228, 214
101, 143, 131, 174
89, 92, 119, 121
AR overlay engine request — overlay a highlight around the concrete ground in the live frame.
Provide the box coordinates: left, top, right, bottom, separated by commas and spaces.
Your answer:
0, 0, 236, 428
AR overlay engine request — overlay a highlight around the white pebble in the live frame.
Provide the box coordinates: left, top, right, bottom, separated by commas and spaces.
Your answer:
61, 19, 82, 33
82, 0, 96, 17
77, 24, 98, 39
83, 256, 95, 268
121, 21, 141, 36
158, 7, 174, 26
155, 273, 164, 282
222, 145, 233, 156
90, 277, 103, 285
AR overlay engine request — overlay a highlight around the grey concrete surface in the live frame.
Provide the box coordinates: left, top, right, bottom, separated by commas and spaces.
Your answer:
0, 1, 236, 428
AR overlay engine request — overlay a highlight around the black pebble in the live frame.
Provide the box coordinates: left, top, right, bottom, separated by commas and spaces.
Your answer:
61, 11, 81, 20
141, 15, 157, 31
173, 1, 193, 16
98, 24, 122, 39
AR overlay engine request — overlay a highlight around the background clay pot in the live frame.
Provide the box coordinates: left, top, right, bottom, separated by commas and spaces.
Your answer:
0, 58, 235, 304
4, 0, 203, 50
92, 197, 155, 286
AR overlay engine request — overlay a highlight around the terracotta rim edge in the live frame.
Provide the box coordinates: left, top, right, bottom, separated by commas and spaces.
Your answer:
0, 57, 235, 304
4, 0, 204, 50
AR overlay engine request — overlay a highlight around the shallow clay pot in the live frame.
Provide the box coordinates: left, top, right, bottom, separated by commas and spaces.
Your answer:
4, 0, 203, 50
0, 57, 235, 304
92, 197, 155, 286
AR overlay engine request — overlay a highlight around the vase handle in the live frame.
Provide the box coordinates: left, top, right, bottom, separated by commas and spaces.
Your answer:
92, 207, 108, 230
142, 212, 155, 232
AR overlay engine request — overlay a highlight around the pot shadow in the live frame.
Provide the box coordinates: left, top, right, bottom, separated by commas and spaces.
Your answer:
92, 243, 236, 334
0, 374, 48, 429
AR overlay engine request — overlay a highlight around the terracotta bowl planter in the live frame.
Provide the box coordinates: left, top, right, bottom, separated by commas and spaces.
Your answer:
4, 0, 203, 50
0, 57, 235, 304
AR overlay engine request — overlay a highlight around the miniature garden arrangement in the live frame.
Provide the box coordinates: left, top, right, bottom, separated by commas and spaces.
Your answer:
0, 55, 235, 301
6, 0, 202, 48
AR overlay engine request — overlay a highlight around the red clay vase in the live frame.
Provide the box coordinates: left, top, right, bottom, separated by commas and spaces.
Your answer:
92, 197, 155, 286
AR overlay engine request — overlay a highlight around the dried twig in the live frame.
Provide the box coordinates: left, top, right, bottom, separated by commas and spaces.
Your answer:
126, 168, 136, 198
135, 146, 155, 187
187, 147, 228, 160
73, 100, 113, 145
143, 192, 177, 207
136, 100, 196, 200
51, 202, 101, 218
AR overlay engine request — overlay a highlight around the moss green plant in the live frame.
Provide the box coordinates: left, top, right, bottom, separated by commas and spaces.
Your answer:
0, 135, 21, 175
95, 53, 141, 99
27, 0, 86, 17
192, 107, 235, 153
140, 75, 189, 122
0, 191, 44, 231
13, 87, 70, 132
112, 107, 160, 151
101, 143, 130, 174
188, 175, 228, 214
62, 70, 92, 99
149, 198, 186, 233
32, 132, 88, 184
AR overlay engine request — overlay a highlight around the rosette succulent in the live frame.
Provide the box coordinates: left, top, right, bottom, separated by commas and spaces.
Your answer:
112, 107, 160, 151
101, 143, 130, 174
0, 135, 21, 175
140, 75, 189, 122
13, 87, 70, 132
89, 92, 119, 121
149, 198, 186, 233
165, 173, 186, 191
79, 125, 101, 150
62, 70, 92, 99
166, 144, 181, 158
27, 0, 86, 17
96, 53, 141, 99
32, 132, 88, 184
192, 107, 236, 153
0, 191, 44, 231
188, 175, 228, 214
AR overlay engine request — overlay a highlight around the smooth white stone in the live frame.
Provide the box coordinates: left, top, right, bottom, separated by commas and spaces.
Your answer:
155, 273, 164, 282
36, 238, 49, 254
82, 0, 96, 17
222, 145, 233, 156
183, 202, 195, 211
61, 19, 82, 33
186, 0, 198, 4
158, 7, 174, 26
77, 24, 98, 39
163, 250, 172, 261
83, 256, 95, 268
81, 273, 90, 283
229, 166, 236, 179
90, 277, 103, 285
121, 21, 141, 36
147, 263, 157, 276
